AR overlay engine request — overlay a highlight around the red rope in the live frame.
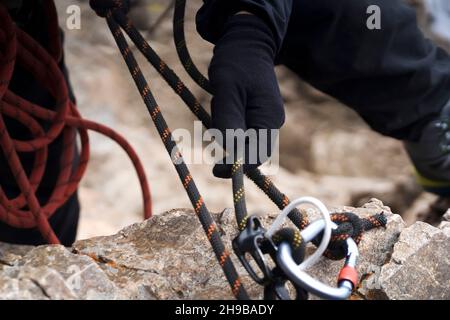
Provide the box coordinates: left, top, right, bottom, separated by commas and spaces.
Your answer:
0, 2, 152, 244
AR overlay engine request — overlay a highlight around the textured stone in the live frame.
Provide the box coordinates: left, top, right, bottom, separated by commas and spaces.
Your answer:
73, 209, 261, 300
17, 267, 77, 300
367, 222, 450, 300
0, 245, 122, 300
0, 274, 48, 300
443, 209, 450, 222
0, 243, 34, 269
0, 201, 449, 300
439, 221, 450, 233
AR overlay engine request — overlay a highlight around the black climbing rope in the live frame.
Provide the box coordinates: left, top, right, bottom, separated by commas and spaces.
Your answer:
90, 0, 248, 299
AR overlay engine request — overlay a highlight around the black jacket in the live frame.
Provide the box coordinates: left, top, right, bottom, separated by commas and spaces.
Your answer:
196, 0, 292, 52
196, 0, 450, 140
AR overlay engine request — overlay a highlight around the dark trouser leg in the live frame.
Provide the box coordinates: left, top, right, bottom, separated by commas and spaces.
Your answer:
0, 29, 80, 246
0, 192, 80, 247
277, 0, 450, 198
277, 0, 450, 141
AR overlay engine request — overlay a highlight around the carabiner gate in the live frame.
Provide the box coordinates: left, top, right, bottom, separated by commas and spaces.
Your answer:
276, 222, 359, 300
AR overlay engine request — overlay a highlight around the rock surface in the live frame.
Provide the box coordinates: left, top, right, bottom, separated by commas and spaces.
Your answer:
0, 200, 448, 300
367, 222, 450, 300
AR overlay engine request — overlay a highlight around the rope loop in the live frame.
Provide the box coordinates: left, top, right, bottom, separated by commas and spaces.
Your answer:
321, 211, 387, 260
0, 1, 152, 243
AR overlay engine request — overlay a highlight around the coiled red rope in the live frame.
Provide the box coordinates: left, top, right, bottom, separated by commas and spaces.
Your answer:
0, 2, 152, 244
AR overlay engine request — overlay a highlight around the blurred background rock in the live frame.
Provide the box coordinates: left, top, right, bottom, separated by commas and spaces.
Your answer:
54, 0, 450, 239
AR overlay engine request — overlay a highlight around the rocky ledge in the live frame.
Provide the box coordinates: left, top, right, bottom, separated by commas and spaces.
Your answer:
0, 199, 448, 300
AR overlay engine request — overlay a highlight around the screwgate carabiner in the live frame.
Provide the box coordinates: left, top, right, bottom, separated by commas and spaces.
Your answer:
276, 221, 359, 300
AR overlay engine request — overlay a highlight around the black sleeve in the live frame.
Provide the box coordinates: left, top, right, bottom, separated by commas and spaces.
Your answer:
196, 0, 293, 52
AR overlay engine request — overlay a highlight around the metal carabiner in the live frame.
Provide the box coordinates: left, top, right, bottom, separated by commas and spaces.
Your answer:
232, 216, 276, 285
276, 221, 359, 300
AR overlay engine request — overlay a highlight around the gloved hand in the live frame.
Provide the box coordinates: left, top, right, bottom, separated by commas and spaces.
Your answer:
208, 13, 285, 178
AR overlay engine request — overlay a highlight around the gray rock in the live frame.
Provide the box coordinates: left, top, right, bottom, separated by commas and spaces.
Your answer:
0, 243, 34, 268
439, 221, 450, 233
0, 245, 122, 300
0, 200, 448, 300
0, 274, 49, 300
367, 222, 450, 300
443, 209, 450, 222
22, 245, 123, 299
17, 267, 77, 300
73, 209, 261, 300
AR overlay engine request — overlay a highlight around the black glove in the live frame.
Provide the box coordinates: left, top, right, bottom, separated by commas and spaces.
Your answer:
208, 13, 285, 178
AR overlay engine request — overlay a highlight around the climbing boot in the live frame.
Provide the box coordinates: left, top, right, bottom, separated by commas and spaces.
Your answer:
405, 99, 450, 196
404, 98, 450, 223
